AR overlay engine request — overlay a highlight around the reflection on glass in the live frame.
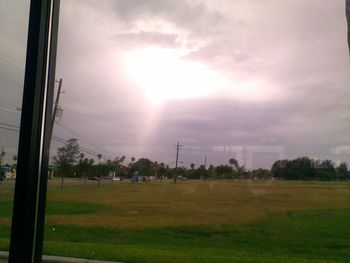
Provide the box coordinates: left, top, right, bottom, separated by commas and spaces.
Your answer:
44, 1, 350, 262
0, 0, 30, 252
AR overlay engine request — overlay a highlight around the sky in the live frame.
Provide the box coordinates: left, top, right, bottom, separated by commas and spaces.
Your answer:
1, 0, 350, 169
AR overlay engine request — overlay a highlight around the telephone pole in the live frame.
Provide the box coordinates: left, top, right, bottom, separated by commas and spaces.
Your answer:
51, 78, 63, 132
174, 141, 182, 183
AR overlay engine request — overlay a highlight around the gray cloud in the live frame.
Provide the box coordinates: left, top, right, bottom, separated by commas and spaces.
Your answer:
109, 0, 224, 31
54, 0, 350, 167
1, 0, 350, 168
113, 31, 180, 48
0, 0, 29, 162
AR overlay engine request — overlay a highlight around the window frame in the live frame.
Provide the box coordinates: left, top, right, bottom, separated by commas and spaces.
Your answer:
8, 1, 60, 262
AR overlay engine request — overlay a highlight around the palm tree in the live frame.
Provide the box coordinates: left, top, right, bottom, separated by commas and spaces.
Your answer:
0, 147, 5, 166
190, 163, 195, 170
153, 161, 158, 178
229, 158, 239, 170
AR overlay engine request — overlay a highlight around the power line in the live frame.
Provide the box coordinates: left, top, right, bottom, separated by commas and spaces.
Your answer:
0, 107, 21, 115
0, 120, 117, 160
0, 122, 20, 129
52, 136, 99, 159
0, 126, 19, 133
0, 121, 114, 159
63, 88, 139, 144
0, 55, 25, 70
51, 81, 122, 159
53, 135, 110, 158
55, 122, 116, 158
52, 135, 115, 160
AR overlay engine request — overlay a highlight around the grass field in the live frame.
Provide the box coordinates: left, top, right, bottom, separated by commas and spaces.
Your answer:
1, 180, 350, 262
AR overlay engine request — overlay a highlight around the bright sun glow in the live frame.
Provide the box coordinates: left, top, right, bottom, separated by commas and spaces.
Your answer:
122, 47, 276, 104
123, 47, 228, 104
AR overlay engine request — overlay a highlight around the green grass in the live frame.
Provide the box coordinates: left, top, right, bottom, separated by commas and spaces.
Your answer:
0, 200, 110, 217
1, 180, 350, 262
2, 208, 349, 262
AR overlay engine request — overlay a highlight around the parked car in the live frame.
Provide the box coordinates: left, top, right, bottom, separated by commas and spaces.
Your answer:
88, 176, 100, 181
112, 176, 123, 181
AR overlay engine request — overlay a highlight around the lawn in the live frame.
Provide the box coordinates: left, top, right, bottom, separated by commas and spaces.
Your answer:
1, 180, 350, 262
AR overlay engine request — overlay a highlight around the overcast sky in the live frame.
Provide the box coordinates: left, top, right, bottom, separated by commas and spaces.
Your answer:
1, 0, 350, 168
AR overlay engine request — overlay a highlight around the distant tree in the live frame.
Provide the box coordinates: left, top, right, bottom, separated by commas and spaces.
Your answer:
252, 169, 272, 180
271, 159, 288, 178
153, 161, 159, 178
271, 157, 345, 181
292, 157, 313, 180
113, 156, 127, 178
120, 155, 126, 164
133, 158, 153, 177
229, 158, 239, 171
177, 166, 188, 179
158, 162, 166, 181
197, 164, 208, 180
0, 147, 5, 167
320, 159, 335, 170
79, 157, 90, 184
338, 162, 348, 173
76, 153, 85, 178
187, 163, 196, 179
337, 162, 348, 179
53, 138, 80, 189
215, 165, 233, 179
0, 148, 5, 183
208, 164, 215, 179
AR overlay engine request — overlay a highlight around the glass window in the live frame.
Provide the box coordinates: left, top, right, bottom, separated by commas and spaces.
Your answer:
0, 0, 30, 252
43, 1, 350, 262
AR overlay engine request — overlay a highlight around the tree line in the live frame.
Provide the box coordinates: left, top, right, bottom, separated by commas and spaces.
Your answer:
52, 138, 350, 182
271, 157, 349, 181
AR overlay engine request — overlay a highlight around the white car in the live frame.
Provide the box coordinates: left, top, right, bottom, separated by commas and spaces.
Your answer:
112, 177, 122, 181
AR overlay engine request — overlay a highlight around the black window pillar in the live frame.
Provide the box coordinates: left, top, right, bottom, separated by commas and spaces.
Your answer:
9, 0, 60, 262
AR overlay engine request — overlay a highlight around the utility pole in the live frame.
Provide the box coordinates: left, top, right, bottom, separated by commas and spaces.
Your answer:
52, 78, 63, 190
97, 154, 102, 187
201, 155, 207, 180
174, 141, 181, 184
51, 78, 63, 132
